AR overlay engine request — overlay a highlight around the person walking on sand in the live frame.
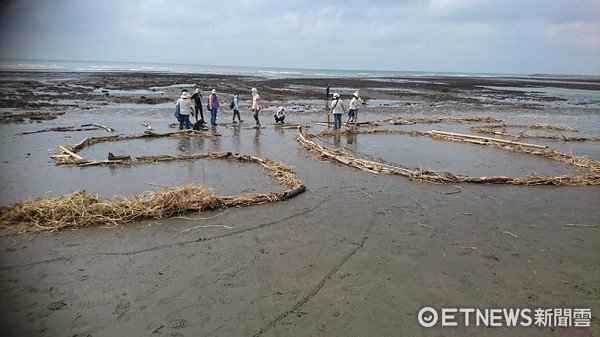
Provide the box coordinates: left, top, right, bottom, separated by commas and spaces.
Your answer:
347, 90, 362, 124
274, 106, 285, 124
329, 93, 345, 130
231, 93, 243, 123
251, 87, 261, 127
191, 88, 204, 122
208, 89, 221, 126
176, 92, 194, 130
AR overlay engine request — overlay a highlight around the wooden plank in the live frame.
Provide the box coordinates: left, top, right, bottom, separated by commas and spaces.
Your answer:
58, 146, 85, 160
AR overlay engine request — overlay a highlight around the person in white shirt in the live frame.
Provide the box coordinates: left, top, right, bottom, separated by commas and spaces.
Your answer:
329, 93, 345, 130
251, 87, 261, 127
274, 106, 285, 124
176, 92, 194, 130
346, 91, 362, 124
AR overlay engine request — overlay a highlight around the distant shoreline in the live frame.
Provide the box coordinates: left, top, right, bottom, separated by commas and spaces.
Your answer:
1, 69, 598, 93
0, 58, 543, 79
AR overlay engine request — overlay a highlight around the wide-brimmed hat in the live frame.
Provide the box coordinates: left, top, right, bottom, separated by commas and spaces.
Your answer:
211, 89, 216, 94
277, 106, 284, 112
181, 92, 190, 99
353, 91, 360, 97
333, 93, 340, 99
195, 88, 201, 93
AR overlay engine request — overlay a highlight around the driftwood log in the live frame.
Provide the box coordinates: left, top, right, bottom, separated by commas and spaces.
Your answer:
18, 126, 99, 135
54, 130, 220, 163
427, 130, 549, 149
92, 123, 115, 132
58, 146, 85, 161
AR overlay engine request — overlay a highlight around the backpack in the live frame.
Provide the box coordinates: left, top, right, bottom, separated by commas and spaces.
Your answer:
174, 104, 181, 120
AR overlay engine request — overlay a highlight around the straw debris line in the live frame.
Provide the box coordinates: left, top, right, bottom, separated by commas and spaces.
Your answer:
384, 116, 503, 125
471, 124, 600, 142
312, 129, 426, 138
426, 131, 600, 173
297, 128, 600, 186
309, 116, 502, 128
2, 134, 305, 233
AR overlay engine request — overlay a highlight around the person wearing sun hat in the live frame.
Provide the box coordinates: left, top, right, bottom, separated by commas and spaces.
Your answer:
274, 105, 285, 124
251, 87, 261, 127
347, 90, 362, 124
328, 92, 345, 130
208, 88, 221, 126
176, 91, 194, 130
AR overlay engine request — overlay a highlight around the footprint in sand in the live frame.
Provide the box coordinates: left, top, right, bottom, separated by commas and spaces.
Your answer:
47, 300, 67, 311
169, 318, 189, 329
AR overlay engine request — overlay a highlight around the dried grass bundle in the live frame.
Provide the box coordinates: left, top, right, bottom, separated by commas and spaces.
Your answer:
0, 185, 222, 233
1, 177, 306, 234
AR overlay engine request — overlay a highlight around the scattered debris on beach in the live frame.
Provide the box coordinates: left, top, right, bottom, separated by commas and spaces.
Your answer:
5, 115, 597, 233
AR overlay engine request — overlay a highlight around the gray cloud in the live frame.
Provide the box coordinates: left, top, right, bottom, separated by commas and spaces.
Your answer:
0, 0, 598, 74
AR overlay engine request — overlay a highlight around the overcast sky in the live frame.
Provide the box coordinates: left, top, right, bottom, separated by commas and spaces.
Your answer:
1, 0, 599, 75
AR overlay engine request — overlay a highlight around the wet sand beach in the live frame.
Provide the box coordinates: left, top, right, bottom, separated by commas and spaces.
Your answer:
0, 71, 599, 336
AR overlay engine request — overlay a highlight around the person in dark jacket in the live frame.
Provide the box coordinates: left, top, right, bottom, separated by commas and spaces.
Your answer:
191, 88, 204, 122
